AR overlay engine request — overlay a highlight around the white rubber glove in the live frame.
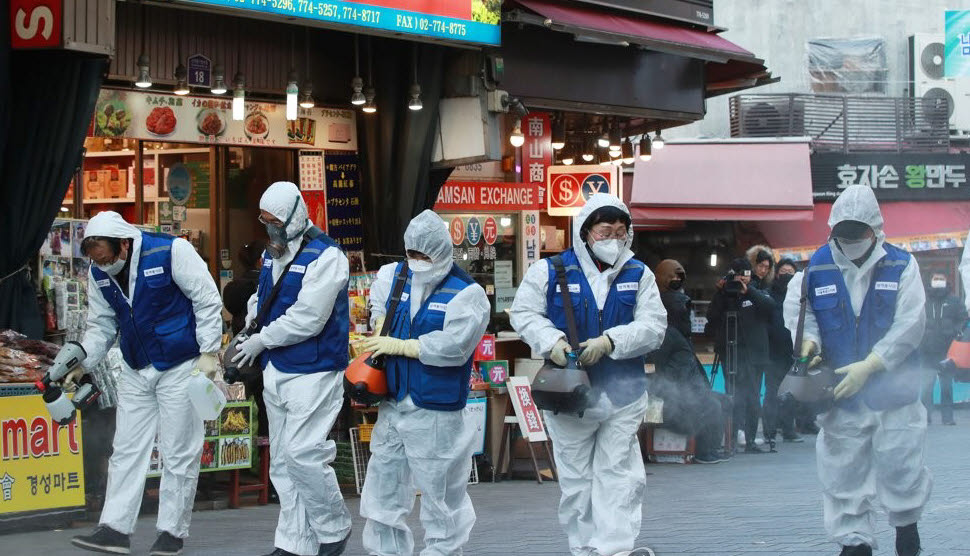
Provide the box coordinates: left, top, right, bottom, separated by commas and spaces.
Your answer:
833, 353, 884, 400
549, 338, 572, 366
362, 336, 420, 359
60, 368, 84, 392
800, 340, 822, 369
197, 353, 220, 380
579, 335, 613, 366
372, 316, 386, 334
232, 334, 266, 368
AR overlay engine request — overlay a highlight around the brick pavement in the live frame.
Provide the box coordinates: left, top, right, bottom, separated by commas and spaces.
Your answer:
3, 410, 969, 555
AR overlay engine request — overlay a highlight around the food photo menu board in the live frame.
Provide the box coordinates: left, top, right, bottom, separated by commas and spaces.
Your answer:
92, 89, 357, 151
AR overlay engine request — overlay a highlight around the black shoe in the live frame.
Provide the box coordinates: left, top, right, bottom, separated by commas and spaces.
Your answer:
264, 549, 300, 556
149, 532, 184, 556
896, 523, 921, 556
839, 544, 872, 556
783, 433, 805, 443
744, 443, 767, 454
694, 452, 726, 464
71, 526, 131, 554
318, 530, 351, 556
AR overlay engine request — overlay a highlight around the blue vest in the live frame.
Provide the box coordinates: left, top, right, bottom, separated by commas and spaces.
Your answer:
384, 263, 476, 411
807, 243, 921, 411
545, 248, 647, 407
256, 235, 349, 374
91, 232, 200, 371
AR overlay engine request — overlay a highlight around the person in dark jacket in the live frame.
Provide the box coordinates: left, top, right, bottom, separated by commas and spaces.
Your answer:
920, 272, 967, 425
656, 259, 692, 339
223, 240, 265, 336
651, 266, 729, 463
707, 257, 776, 453
749, 248, 804, 445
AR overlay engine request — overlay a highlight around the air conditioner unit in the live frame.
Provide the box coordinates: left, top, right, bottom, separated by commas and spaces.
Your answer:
738, 100, 805, 138
911, 33, 970, 133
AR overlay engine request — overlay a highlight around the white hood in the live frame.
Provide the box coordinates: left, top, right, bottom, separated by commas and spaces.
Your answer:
84, 211, 141, 240
404, 209, 454, 286
827, 185, 886, 270
572, 193, 634, 277
259, 181, 311, 264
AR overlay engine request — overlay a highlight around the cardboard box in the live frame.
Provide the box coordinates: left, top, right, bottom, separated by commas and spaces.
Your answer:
105, 168, 127, 198
85, 170, 103, 199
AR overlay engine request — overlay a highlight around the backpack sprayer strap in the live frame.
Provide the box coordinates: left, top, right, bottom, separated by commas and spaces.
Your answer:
551, 256, 582, 352
378, 262, 411, 337
247, 240, 310, 334
793, 268, 811, 363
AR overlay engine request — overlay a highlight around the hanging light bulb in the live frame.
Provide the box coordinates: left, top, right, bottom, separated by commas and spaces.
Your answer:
597, 129, 610, 149
709, 252, 718, 267
135, 55, 152, 88
299, 83, 315, 108
408, 45, 423, 111
173, 63, 189, 95
363, 87, 377, 113
408, 84, 423, 111
510, 119, 525, 147
653, 128, 666, 150
622, 138, 635, 164
286, 70, 299, 120
551, 116, 565, 150
609, 148, 621, 158
582, 136, 595, 162
609, 122, 622, 152
639, 135, 652, 161
351, 35, 365, 105
210, 64, 227, 94
299, 28, 314, 108
561, 144, 575, 165
232, 71, 246, 121
134, 5, 151, 88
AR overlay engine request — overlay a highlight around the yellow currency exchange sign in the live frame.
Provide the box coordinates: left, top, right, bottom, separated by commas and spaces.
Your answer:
0, 394, 85, 514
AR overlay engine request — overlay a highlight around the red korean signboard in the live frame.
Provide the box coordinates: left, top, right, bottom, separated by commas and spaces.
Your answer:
507, 377, 548, 442
10, 0, 61, 49
523, 113, 553, 206
434, 181, 541, 212
547, 164, 620, 216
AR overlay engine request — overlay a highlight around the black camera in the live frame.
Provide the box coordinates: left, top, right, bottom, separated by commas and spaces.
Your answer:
722, 268, 751, 297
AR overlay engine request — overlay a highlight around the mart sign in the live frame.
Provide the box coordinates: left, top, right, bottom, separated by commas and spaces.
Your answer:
547, 165, 620, 216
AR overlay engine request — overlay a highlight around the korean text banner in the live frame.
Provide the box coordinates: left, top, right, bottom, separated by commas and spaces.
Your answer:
180, 0, 501, 46
0, 395, 85, 514
946, 11, 970, 78
811, 153, 970, 201
92, 88, 357, 151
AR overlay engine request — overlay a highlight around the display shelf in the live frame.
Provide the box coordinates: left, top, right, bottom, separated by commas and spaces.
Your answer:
151, 148, 211, 155
84, 150, 137, 158
83, 197, 169, 205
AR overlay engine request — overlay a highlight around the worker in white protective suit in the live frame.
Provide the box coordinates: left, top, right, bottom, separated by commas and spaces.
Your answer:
510, 194, 667, 556
235, 182, 353, 556
68, 211, 223, 556
960, 230, 970, 313
783, 185, 931, 556
359, 209, 490, 556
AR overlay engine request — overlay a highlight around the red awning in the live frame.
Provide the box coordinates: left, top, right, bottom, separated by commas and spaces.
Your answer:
510, 0, 771, 94
629, 141, 815, 225
759, 201, 970, 250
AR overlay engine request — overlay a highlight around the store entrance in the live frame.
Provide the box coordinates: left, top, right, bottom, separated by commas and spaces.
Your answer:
220, 146, 295, 287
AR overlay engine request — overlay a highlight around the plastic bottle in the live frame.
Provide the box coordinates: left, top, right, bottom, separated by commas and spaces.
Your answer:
187, 370, 227, 420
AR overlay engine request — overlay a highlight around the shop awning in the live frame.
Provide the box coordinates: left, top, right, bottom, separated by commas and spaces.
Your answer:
761, 201, 970, 260
507, 0, 773, 96
629, 140, 815, 224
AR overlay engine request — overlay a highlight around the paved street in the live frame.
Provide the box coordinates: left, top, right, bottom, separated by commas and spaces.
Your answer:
4, 410, 970, 555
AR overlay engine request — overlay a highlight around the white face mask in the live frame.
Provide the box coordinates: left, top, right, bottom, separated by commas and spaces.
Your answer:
408, 259, 433, 273
590, 239, 621, 265
97, 258, 126, 276
835, 237, 874, 261
931, 278, 947, 289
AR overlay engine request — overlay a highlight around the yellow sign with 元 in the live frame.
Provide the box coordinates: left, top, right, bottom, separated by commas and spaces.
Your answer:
0, 394, 86, 514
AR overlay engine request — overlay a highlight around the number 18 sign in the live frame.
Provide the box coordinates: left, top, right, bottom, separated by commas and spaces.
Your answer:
187, 54, 211, 88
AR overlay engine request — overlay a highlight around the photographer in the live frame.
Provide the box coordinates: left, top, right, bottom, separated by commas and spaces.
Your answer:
707, 258, 776, 453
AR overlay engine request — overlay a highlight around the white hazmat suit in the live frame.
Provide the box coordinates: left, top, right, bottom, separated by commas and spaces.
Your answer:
80, 211, 222, 539
360, 210, 490, 556
784, 185, 931, 550
243, 182, 352, 555
510, 194, 667, 556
